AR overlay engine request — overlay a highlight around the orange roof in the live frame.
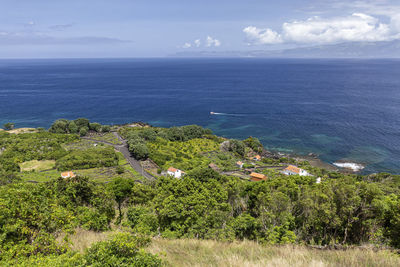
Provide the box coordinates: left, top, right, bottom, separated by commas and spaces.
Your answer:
250, 172, 266, 180
61, 171, 76, 178
254, 155, 261, 159
285, 165, 301, 174
236, 161, 243, 165
167, 167, 178, 172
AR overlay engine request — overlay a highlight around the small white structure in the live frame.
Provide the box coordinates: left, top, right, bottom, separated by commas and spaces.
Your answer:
282, 165, 309, 176
61, 171, 76, 179
236, 161, 244, 169
316, 177, 322, 184
167, 167, 185, 178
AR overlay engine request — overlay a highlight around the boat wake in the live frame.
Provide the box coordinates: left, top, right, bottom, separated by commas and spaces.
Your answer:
210, 112, 263, 117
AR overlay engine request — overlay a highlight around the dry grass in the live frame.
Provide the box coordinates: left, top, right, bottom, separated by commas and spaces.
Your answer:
57, 228, 112, 253
147, 239, 400, 267
7, 128, 38, 134
19, 160, 56, 172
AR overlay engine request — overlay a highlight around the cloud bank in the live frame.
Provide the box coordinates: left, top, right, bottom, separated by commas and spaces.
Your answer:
244, 13, 400, 45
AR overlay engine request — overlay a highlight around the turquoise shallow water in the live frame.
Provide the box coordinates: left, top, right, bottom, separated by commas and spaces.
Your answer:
0, 58, 399, 174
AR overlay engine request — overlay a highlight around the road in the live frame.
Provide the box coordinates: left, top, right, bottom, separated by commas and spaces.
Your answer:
82, 132, 156, 180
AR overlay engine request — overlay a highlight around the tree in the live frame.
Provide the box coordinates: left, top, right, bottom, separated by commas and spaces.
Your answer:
101, 125, 111, 132
187, 167, 223, 183
74, 118, 90, 129
229, 140, 245, 156
49, 119, 69, 133
129, 143, 149, 160
3, 123, 14, 130
89, 123, 102, 132
108, 178, 135, 223
244, 136, 263, 153
79, 126, 89, 136
68, 121, 79, 134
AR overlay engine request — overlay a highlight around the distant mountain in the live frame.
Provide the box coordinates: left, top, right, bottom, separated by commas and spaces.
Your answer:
173, 40, 400, 58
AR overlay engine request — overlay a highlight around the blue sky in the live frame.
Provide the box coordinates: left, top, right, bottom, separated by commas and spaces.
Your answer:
1, 0, 399, 58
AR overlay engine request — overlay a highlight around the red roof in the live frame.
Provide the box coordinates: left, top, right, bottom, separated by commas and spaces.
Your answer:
250, 172, 267, 180
61, 171, 76, 178
285, 165, 301, 174
168, 167, 178, 173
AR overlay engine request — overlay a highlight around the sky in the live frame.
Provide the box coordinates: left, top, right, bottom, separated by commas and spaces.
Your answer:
1, 0, 400, 58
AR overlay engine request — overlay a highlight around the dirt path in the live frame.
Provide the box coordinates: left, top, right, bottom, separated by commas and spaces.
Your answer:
82, 133, 156, 180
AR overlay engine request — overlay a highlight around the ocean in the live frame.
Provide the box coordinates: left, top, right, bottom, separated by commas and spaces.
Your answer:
0, 58, 399, 174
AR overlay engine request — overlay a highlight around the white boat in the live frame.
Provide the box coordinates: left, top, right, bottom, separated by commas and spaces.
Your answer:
210, 111, 215, 115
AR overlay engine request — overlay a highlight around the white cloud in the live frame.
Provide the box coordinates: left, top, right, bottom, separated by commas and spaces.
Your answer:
243, 26, 282, 44
206, 36, 221, 47
182, 42, 192, 48
181, 36, 221, 49
244, 13, 400, 45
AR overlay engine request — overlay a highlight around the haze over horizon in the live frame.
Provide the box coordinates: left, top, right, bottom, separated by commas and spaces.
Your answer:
1, 0, 400, 58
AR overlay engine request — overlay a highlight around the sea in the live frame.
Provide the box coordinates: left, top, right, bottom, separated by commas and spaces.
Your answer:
0, 58, 399, 174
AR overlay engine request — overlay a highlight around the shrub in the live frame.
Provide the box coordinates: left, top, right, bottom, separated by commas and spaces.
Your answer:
129, 143, 149, 160
3, 122, 15, 130
84, 233, 162, 267
89, 123, 102, 132
116, 165, 125, 174
79, 126, 89, 136
101, 125, 111, 132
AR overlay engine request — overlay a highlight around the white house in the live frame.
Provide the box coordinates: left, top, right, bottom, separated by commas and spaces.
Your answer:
61, 171, 76, 179
167, 167, 185, 178
282, 165, 309, 176
236, 161, 244, 169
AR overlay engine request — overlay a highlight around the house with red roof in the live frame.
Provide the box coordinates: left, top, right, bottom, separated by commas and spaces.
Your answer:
250, 172, 267, 182
282, 165, 309, 176
167, 167, 185, 178
61, 171, 76, 179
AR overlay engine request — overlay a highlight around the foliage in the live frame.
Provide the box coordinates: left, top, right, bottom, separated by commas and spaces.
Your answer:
108, 178, 136, 223
0, 176, 114, 261
83, 233, 162, 266
5, 233, 163, 266
55, 147, 118, 171
3, 122, 400, 265
243, 136, 263, 153
3, 122, 15, 130
129, 142, 149, 160
228, 139, 246, 156
147, 138, 219, 170
49, 118, 108, 136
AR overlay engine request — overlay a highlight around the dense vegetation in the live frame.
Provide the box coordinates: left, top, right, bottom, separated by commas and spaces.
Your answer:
1, 121, 400, 265
49, 118, 110, 136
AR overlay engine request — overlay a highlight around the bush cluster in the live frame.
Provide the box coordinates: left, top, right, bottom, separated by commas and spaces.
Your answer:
49, 118, 110, 136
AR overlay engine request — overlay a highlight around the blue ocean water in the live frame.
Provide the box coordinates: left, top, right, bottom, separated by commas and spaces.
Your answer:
0, 58, 399, 174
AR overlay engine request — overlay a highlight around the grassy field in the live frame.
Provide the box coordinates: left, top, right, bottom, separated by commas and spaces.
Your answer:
19, 160, 56, 172
147, 138, 220, 171
19, 169, 60, 182
87, 132, 122, 145
147, 239, 400, 267
60, 230, 400, 267
19, 152, 141, 183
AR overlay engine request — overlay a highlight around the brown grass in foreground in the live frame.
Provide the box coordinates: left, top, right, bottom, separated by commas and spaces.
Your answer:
147, 238, 400, 267
57, 228, 111, 253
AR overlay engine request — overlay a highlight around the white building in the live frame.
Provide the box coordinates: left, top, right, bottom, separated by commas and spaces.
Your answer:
282, 165, 309, 176
236, 161, 244, 169
167, 167, 185, 178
